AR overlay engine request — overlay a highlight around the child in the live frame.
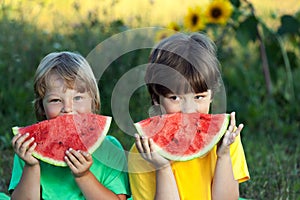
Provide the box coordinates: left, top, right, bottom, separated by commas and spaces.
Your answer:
9, 51, 130, 199
128, 33, 250, 200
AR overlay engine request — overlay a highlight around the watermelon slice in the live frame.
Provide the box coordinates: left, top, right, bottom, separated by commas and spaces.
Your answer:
134, 113, 230, 161
12, 113, 112, 167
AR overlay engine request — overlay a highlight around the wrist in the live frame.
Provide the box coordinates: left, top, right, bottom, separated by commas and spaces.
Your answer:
156, 162, 172, 172
217, 145, 230, 158
24, 162, 40, 168
217, 151, 231, 160
74, 170, 92, 179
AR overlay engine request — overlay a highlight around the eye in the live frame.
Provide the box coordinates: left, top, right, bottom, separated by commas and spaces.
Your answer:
194, 92, 209, 100
168, 95, 180, 101
49, 98, 61, 103
74, 96, 83, 101
194, 95, 205, 100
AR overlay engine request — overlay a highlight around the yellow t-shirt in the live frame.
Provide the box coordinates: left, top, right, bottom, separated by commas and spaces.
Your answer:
128, 134, 249, 200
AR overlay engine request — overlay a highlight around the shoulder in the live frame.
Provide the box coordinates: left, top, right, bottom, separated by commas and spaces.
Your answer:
92, 135, 127, 168
98, 135, 125, 153
104, 135, 123, 149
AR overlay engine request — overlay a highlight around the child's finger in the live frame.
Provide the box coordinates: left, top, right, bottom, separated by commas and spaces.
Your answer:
228, 112, 236, 132
13, 133, 29, 149
141, 136, 151, 154
27, 142, 37, 154
81, 151, 92, 162
75, 150, 87, 164
65, 148, 81, 166
11, 134, 21, 147
75, 150, 91, 164
234, 124, 244, 136
226, 124, 244, 145
18, 137, 34, 156
20, 137, 35, 154
149, 138, 155, 152
227, 112, 234, 132
64, 155, 75, 169
135, 134, 150, 153
135, 134, 152, 160
135, 134, 144, 153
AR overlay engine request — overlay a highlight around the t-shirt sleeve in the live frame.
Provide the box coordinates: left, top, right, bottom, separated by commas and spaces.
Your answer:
91, 135, 131, 197
8, 154, 25, 194
230, 134, 250, 183
128, 144, 157, 200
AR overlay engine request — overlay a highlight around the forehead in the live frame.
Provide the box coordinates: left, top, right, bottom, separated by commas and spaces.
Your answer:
45, 71, 87, 92
46, 73, 64, 88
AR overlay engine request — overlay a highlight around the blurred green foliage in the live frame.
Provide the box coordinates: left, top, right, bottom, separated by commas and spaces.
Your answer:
0, 0, 299, 198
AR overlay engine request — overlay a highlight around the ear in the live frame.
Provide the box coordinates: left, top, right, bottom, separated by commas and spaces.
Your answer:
151, 94, 160, 105
153, 100, 159, 105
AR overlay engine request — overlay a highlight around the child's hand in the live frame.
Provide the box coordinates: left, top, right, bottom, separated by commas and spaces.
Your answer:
135, 134, 170, 169
11, 133, 39, 166
217, 112, 244, 157
65, 148, 93, 178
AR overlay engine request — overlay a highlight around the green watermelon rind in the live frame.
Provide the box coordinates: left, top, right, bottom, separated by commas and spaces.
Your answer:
134, 113, 230, 161
12, 116, 112, 167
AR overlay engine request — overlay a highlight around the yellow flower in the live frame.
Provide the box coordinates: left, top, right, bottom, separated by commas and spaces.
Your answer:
184, 6, 206, 31
167, 22, 181, 32
155, 29, 176, 42
205, 0, 233, 25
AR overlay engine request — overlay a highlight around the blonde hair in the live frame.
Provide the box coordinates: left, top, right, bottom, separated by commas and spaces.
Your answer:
145, 32, 222, 104
33, 51, 100, 121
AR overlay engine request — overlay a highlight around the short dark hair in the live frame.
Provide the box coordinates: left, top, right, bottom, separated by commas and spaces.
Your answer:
145, 32, 222, 104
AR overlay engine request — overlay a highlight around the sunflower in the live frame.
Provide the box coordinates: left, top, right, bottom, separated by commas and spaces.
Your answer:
155, 29, 176, 42
184, 6, 206, 31
205, 0, 233, 25
167, 22, 181, 32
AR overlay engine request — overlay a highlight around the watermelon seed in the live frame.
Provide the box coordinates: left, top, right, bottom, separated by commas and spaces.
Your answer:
171, 138, 179, 144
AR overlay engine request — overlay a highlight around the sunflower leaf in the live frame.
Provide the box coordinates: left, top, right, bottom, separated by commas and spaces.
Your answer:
277, 15, 300, 35
230, 0, 241, 8
235, 15, 258, 46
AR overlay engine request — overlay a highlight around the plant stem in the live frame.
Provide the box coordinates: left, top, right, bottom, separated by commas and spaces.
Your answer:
276, 36, 295, 101
244, 0, 273, 96
257, 28, 273, 96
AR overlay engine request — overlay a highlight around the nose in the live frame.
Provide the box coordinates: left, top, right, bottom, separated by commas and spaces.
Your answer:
62, 100, 73, 113
181, 99, 197, 113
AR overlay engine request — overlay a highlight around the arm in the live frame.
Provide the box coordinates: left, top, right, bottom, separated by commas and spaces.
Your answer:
10, 133, 41, 200
135, 134, 180, 200
65, 149, 126, 200
75, 171, 126, 200
212, 112, 243, 200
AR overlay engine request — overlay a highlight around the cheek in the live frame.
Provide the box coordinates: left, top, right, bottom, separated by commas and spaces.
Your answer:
160, 101, 181, 114
42, 99, 64, 119
196, 100, 211, 114
43, 104, 60, 119
75, 100, 93, 113
163, 106, 177, 114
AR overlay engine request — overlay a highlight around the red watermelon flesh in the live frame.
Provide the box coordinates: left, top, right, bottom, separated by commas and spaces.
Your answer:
12, 113, 112, 167
134, 113, 230, 161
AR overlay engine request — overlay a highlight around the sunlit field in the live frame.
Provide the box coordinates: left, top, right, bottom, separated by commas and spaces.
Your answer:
2, 0, 299, 32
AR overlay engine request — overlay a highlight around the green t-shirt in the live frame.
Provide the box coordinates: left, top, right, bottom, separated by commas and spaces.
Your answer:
9, 136, 130, 199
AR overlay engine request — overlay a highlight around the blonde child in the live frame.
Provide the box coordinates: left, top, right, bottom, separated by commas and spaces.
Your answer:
10, 51, 130, 199
128, 33, 249, 200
